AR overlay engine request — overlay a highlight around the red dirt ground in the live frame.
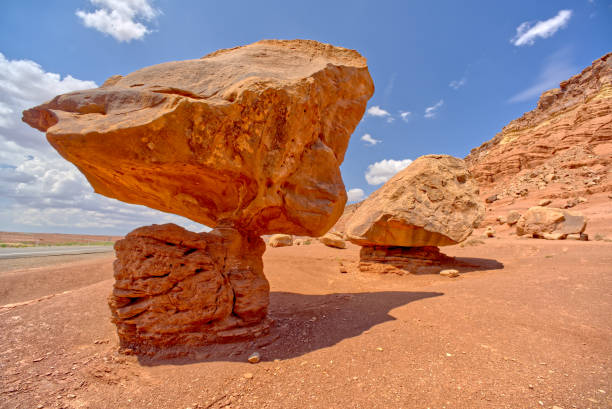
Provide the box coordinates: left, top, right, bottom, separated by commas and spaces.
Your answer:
1, 236, 610, 409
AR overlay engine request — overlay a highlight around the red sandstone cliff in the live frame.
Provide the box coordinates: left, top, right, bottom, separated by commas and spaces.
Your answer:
465, 53, 612, 199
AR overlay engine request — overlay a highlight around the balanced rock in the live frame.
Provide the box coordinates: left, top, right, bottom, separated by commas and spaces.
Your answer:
347, 155, 484, 247
319, 232, 347, 249
268, 234, 293, 247
23, 40, 374, 354
109, 224, 270, 355
22, 39, 375, 237
516, 206, 587, 239
359, 246, 456, 275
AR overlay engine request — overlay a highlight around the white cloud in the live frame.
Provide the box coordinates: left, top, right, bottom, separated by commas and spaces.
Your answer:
361, 133, 381, 146
76, 0, 160, 42
511, 9, 572, 47
0, 52, 205, 235
449, 77, 467, 90
365, 159, 412, 185
424, 100, 444, 119
399, 111, 412, 122
367, 105, 394, 123
347, 188, 365, 203
509, 49, 577, 103
0, 53, 97, 150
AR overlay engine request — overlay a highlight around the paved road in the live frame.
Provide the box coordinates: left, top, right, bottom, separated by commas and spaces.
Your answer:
0, 246, 114, 259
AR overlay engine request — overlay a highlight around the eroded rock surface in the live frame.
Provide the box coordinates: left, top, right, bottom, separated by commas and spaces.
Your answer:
268, 234, 293, 248
465, 53, 612, 192
319, 232, 347, 249
109, 223, 270, 355
346, 155, 484, 275
347, 155, 484, 247
358, 246, 456, 275
22, 40, 374, 354
22, 39, 375, 237
516, 206, 587, 239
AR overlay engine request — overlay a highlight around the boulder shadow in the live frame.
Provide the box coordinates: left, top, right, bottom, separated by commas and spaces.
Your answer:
137, 290, 442, 365
452, 257, 504, 274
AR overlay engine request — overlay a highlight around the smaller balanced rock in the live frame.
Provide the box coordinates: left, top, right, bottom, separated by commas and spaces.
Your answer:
347, 155, 484, 274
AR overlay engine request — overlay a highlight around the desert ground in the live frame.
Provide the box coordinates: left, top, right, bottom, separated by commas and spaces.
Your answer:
1, 226, 610, 409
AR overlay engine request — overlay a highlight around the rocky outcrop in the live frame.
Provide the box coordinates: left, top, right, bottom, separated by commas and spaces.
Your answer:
109, 224, 270, 355
516, 206, 587, 239
347, 155, 484, 247
465, 53, 612, 199
22, 39, 375, 237
319, 232, 347, 249
347, 155, 484, 274
23, 40, 374, 354
268, 234, 293, 248
358, 246, 456, 275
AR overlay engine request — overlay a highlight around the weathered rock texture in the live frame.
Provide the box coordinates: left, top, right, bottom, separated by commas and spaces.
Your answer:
516, 206, 587, 239
22, 40, 374, 354
359, 246, 456, 275
22, 39, 374, 237
319, 232, 347, 249
347, 155, 484, 247
109, 224, 270, 355
346, 155, 484, 274
465, 53, 612, 202
268, 234, 293, 247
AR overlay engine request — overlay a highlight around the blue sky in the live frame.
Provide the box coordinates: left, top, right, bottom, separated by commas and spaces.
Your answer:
0, 0, 610, 234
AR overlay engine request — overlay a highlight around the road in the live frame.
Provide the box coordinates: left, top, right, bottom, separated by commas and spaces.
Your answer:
0, 245, 114, 259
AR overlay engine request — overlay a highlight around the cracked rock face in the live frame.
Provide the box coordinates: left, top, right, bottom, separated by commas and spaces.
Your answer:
22, 39, 374, 236
347, 155, 484, 247
109, 224, 270, 355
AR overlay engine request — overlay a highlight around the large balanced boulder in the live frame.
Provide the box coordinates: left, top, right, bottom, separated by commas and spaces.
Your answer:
23, 39, 375, 237
347, 155, 484, 247
22, 40, 374, 354
516, 206, 587, 239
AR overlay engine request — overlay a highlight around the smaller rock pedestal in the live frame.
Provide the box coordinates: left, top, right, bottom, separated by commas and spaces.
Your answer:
108, 223, 270, 355
358, 246, 456, 275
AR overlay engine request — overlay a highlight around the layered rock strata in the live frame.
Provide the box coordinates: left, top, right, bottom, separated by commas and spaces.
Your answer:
465, 53, 612, 199
23, 39, 374, 353
109, 224, 270, 355
347, 155, 484, 274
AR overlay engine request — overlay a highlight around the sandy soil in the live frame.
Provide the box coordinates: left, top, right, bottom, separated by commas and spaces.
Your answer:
1, 236, 610, 409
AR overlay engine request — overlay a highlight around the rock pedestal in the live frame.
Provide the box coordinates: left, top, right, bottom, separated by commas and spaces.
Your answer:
109, 224, 270, 355
347, 155, 484, 274
358, 246, 456, 275
22, 39, 374, 354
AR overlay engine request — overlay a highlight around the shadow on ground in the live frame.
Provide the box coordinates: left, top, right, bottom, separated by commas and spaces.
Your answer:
453, 257, 504, 273
138, 290, 442, 365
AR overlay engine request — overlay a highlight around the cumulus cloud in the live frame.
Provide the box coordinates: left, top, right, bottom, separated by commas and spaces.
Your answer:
449, 77, 467, 90
399, 111, 412, 122
361, 133, 381, 146
76, 0, 160, 42
511, 9, 572, 47
347, 188, 365, 203
509, 49, 577, 103
365, 159, 412, 185
424, 100, 444, 119
0, 53, 97, 150
0, 52, 204, 234
367, 105, 394, 122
